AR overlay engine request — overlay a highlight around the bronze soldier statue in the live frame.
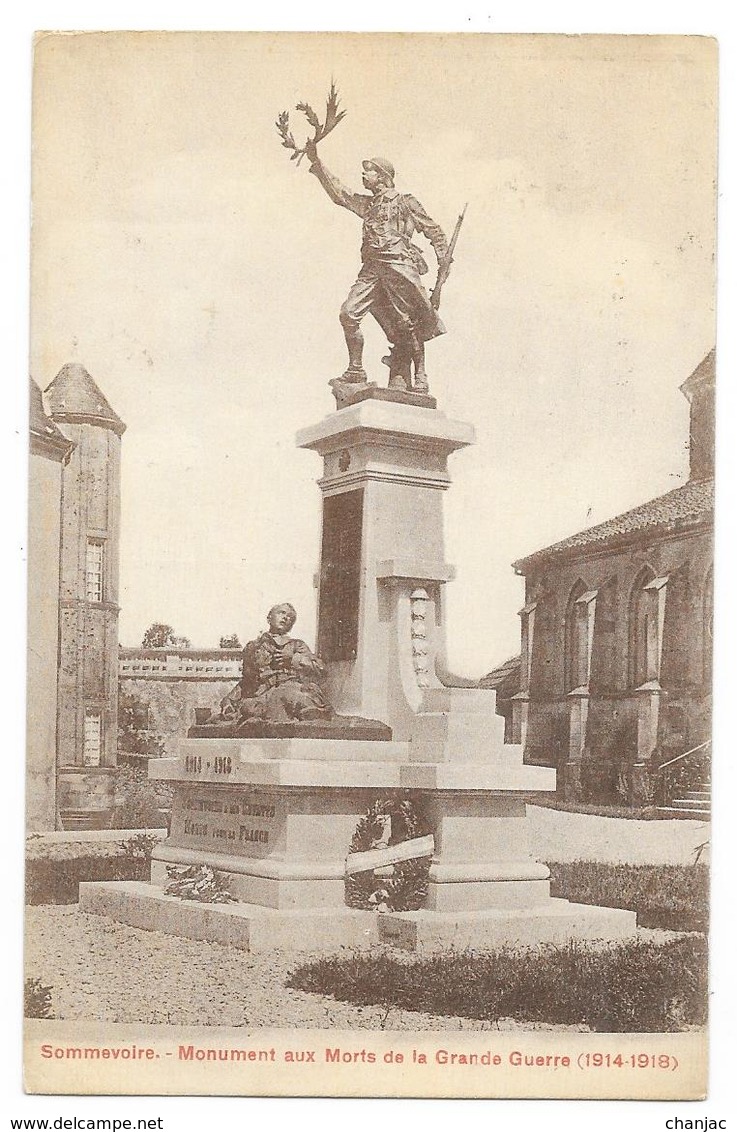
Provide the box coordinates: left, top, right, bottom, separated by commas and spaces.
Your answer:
276, 85, 464, 397
219, 603, 333, 725
304, 139, 448, 394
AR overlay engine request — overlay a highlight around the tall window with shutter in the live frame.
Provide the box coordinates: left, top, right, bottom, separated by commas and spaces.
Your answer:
83, 710, 102, 766
86, 539, 104, 603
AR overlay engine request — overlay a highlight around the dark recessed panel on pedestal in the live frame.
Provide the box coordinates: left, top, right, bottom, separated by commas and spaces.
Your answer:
318, 489, 363, 661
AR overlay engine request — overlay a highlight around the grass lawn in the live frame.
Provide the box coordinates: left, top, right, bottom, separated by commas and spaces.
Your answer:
25, 833, 160, 905
287, 859, 709, 1031
548, 861, 708, 932
287, 935, 707, 1032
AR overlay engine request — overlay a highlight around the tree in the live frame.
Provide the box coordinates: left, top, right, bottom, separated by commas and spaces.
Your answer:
117, 692, 165, 761
142, 623, 176, 649
141, 623, 190, 649
219, 633, 242, 649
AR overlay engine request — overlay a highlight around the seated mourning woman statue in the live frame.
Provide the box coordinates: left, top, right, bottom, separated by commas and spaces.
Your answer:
219, 603, 334, 725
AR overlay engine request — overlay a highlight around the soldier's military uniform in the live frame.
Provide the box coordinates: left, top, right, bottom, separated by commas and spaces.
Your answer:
309, 155, 448, 389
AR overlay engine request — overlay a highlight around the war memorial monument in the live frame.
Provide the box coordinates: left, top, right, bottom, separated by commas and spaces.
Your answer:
79, 88, 636, 952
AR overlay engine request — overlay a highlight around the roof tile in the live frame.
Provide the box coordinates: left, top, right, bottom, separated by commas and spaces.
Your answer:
513, 479, 713, 572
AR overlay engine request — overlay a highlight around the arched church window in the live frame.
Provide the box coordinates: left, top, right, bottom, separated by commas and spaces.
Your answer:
629, 566, 654, 687
564, 579, 587, 691
85, 538, 105, 603
629, 566, 669, 687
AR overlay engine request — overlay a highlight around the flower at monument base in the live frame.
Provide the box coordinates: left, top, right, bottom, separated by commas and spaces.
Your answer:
164, 864, 237, 904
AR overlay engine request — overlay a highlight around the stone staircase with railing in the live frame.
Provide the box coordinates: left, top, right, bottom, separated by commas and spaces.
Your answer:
656, 783, 711, 820
655, 739, 711, 820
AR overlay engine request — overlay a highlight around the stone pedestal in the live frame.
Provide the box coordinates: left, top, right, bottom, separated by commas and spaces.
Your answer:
423, 792, 550, 912
148, 737, 408, 909
136, 735, 559, 915
296, 398, 473, 739
80, 732, 636, 950
80, 396, 637, 951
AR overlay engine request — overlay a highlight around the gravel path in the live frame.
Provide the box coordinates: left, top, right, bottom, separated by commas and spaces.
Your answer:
26, 905, 597, 1032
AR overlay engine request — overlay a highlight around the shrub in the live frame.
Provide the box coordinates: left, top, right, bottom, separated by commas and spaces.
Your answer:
108, 765, 172, 830
25, 841, 152, 905
118, 692, 166, 760
526, 795, 661, 819
287, 935, 707, 1032
548, 861, 709, 933
24, 977, 54, 1019
668, 748, 711, 797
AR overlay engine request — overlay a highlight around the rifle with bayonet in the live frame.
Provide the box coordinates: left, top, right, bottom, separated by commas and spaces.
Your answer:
430, 203, 467, 311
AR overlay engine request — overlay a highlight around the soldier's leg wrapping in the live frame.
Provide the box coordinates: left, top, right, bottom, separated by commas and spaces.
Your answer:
339, 268, 379, 379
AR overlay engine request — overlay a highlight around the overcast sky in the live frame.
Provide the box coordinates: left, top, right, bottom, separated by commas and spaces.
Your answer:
30, 32, 716, 673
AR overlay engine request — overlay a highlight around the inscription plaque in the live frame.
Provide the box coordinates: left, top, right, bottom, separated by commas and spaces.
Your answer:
172, 786, 286, 859
318, 488, 363, 661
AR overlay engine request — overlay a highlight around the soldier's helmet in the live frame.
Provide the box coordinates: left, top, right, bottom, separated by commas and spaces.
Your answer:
362, 157, 395, 185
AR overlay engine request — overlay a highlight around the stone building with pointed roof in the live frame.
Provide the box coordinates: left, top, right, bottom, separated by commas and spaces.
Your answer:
44, 362, 126, 437
27, 380, 74, 830
27, 364, 125, 829
503, 352, 714, 808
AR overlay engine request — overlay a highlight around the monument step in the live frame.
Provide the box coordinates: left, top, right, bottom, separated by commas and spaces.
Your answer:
410, 712, 522, 764
151, 752, 410, 789
419, 686, 501, 714
175, 736, 411, 766
150, 748, 554, 792
79, 880, 379, 951
378, 900, 637, 952
78, 880, 637, 953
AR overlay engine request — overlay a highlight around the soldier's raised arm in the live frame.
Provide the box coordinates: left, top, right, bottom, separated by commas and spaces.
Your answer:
305, 139, 369, 218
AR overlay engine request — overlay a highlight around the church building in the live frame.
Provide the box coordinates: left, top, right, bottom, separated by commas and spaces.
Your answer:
498, 351, 714, 809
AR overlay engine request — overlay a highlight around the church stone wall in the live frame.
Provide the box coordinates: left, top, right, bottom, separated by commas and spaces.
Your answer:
521, 525, 713, 802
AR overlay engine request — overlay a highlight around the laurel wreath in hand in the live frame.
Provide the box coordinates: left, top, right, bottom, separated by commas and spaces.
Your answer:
275, 80, 347, 165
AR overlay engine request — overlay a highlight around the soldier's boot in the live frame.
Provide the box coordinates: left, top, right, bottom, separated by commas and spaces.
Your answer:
410, 332, 430, 394
339, 310, 368, 384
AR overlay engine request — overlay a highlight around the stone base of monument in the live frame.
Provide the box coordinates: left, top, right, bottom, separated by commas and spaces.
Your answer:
79, 881, 380, 951
78, 881, 635, 954
328, 379, 438, 412
377, 901, 636, 952
78, 737, 638, 952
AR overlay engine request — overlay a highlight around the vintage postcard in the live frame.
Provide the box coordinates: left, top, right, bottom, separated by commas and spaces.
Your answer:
24, 31, 716, 1099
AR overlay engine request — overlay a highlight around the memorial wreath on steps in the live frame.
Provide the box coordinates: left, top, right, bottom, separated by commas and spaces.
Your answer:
344, 795, 434, 913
